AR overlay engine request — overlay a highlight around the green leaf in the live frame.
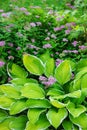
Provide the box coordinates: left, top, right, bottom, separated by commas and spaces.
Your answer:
10, 99, 27, 115
23, 54, 44, 75
40, 51, 50, 63
46, 108, 68, 129
25, 114, 50, 130
81, 73, 87, 89
0, 109, 8, 123
11, 78, 37, 86
0, 117, 15, 130
50, 97, 69, 108
21, 83, 45, 99
70, 113, 87, 129
0, 84, 21, 99
26, 99, 51, 108
71, 79, 81, 91
27, 108, 46, 124
62, 120, 73, 130
47, 88, 64, 97
8, 63, 28, 78
76, 59, 87, 72
45, 58, 55, 77
0, 96, 15, 110
67, 102, 86, 118
54, 60, 72, 85
75, 67, 87, 80
9, 115, 28, 130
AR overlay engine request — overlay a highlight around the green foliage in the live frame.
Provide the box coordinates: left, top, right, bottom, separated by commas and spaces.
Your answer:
0, 54, 87, 129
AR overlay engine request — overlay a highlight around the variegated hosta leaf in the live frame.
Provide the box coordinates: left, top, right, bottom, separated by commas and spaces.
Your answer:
8, 63, 28, 78
70, 113, 87, 129
25, 114, 50, 130
54, 60, 72, 85
75, 67, 87, 80
0, 84, 21, 99
81, 73, 87, 89
0, 109, 8, 123
67, 102, 86, 118
45, 58, 55, 77
10, 99, 27, 115
10, 78, 37, 86
0, 96, 15, 110
23, 54, 44, 75
40, 51, 50, 63
50, 97, 69, 108
46, 108, 68, 129
71, 79, 81, 92
76, 59, 87, 72
26, 99, 51, 108
52, 90, 81, 100
9, 115, 28, 130
0, 117, 15, 130
27, 108, 46, 124
47, 88, 64, 97
21, 83, 45, 99
62, 120, 74, 130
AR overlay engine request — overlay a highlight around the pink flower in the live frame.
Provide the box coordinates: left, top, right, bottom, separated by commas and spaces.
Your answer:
0, 41, 5, 46
39, 76, 47, 81
8, 56, 14, 60
8, 43, 13, 47
0, 61, 5, 67
1, 13, 8, 17
63, 38, 68, 42
0, 10, 4, 13
79, 45, 87, 50
56, 59, 63, 66
65, 30, 71, 34
16, 47, 21, 50
45, 37, 50, 41
43, 43, 52, 49
36, 22, 42, 26
54, 27, 62, 32
31, 39, 35, 43
20, 7, 27, 11
51, 34, 57, 39
30, 22, 36, 27
72, 41, 78, 47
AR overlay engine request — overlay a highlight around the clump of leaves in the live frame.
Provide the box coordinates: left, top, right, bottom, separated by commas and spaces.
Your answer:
0, 53, 87, 130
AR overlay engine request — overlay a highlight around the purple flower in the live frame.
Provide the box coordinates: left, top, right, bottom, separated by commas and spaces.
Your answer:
39, 76, 47, 81
60, 25, 65, 29
36, 22, 42, 26
0, 61, 5, 67
54, 27, 62, 32
79, 45, 87, 50
8, 56, 14, 60
24, 11, 30, 15
65, 30, 71, 34
43, 43, 52, 49
16, 32, 23, 37
45, 37, 50, 41
16, 47, 21, 50
62, 38, 68, 42
0, 41, 5, 46
51, 34, 57, 39
20, 7, 27, 11
48, 76, 56, 84
30, 22, 36, 27
0, 10, 4, 13
31, 39, 35, 43
35, 15, 40, 18
71, 50, 78, 54
56, 17, 61, 21
8, 43, 13, 47
72, 41, 78, 47
63, 50, 69, 53
1, 13, 8, 17
56, 59, 63, 66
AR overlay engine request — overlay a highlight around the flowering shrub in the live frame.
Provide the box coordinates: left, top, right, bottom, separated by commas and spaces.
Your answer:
0, 54, 87, 129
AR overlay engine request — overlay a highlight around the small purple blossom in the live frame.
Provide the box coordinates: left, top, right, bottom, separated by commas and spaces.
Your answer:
43, 43, 52, 49
20, 7, 27, 11
31, 39, 35, 43
36, 22, 42, 26
71, 50, 78, 54
30, 22, 36, 27
8, 56, 14, 60
54, 27, 62, 32
56, 59, 63, 66
45, 37, 50, 41
39, 76, 47, 81
35, 15, 40, 18
16, 47, 21, 50
0, 61, 5, 67
16, 32, 23, 37
62, 38, 68, 42
79, 45, 87, 50
0, 10, 4, 13
56, 17, 61, 21
1, 13, 8, 17
60, 25, 65, 29
72, 41, 78, 47
8, 43, 13, 47
0, 41, 5, 46
51, 34, 57, 39
65, 29, 71, 34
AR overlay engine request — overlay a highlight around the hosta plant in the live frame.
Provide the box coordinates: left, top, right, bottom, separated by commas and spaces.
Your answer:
0, 53, 87, 130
